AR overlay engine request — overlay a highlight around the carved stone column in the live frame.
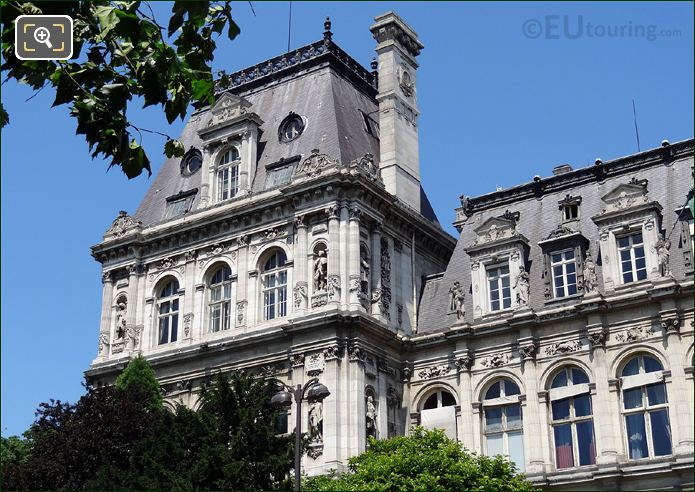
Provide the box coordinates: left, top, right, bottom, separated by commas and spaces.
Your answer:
520, 355, 545, 475
322, 345, 341, 469
236, 235, 250, 327
239, 128, 258, 194
97, 271, 115, 357
348, 205, 362, 310
326, 207, 341, 306
370, 223, 383, 319
339, 202, 349, 308
200, 143, 216, 208
294, 217, 308, 313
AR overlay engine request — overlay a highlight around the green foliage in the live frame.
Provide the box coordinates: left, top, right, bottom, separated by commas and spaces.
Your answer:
3, 369, 293, 491
0, 1, 240, 178
115, 355, 163, 410
303, 427, 538, 492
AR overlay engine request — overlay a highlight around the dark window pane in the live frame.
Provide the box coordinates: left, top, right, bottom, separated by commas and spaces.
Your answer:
643, 356, 663, 373
618, 237, 630, 248
506, 404, 522, 429
276, 412, 288, 434
622, 358, 640, 376
502, 276, 510, 288
423, 393, 438, 410
505, 380, 521, 396
649, 410, 672, 456
485, 408, 503, 432
502, 296, 511, 309
576, 420, 596, 466
485, 382, 501, 400
635, 257, 646, 269
623, 272, 634, 283
552, 253, 562, 263
647, 383, 667, 405
566, 262, 576, 274
633, 233, 643, 244
574, 394, 592, 417
572, 369, 589, 385
441, 392, 456, 407
636, 269, 647, 281
566, 249, 575, 259
491, 300, 499, 311
552, 370, 568, 389
623, 388, 643, 409
625, 414, 648, 459
552, 398, 571, 421
567, 283, 577, 296
554, 424, 574, 468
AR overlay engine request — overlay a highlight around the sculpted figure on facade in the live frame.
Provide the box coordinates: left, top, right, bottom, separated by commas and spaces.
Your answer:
514, 266, 530, 306
314, 249, 328, 291
115, 300, 127, 339
98, 332, 109, 354
366, 395, 378, 439
583, 250, 599, 294
653, 233, 672, 277
448, 281, 465, 319
125, 324, 142, 349
293, 282, 308, 308
308, 401, 323, 443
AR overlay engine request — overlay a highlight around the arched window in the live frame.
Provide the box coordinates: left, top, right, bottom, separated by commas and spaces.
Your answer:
208, 265, 232, 332
482, 379, 524, 471
157, 278, 180, 345
549, 367, 595, 469
217, 146, 240, 201
261, 249, 288, 321
620, 354, 671, 459
419, 388, 457, 439
421, 389, 456, 410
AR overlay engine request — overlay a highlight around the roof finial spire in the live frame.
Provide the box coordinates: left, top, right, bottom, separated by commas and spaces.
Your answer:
324, 16, 332, 42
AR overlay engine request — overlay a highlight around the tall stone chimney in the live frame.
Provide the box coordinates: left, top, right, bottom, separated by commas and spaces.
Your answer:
370, 12, 424, 212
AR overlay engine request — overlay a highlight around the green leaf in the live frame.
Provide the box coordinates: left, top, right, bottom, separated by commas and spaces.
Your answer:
94, 5, 119, 39
164, 138, 185, 158
0, 103, 9, 128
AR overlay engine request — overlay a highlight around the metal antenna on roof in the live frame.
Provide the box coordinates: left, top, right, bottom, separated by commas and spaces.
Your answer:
287, 1, 292, 52
632, 99, 641, 152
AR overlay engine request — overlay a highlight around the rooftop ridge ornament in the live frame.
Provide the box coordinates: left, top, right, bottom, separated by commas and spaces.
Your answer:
324, 16, 332, 42
214, 39, 376, 95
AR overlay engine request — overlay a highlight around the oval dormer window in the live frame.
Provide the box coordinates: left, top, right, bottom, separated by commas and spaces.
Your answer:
181, 149, 203, 176
279, 113, 305, 142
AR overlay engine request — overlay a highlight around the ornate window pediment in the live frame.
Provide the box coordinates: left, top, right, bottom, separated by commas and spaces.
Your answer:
206, 93, 253, 129
598, 178, 650, 216
466, 211, 528, 255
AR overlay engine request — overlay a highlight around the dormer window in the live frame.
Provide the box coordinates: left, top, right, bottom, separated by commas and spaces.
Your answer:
617, 232, 647, 283
563, 204, 579, 221
559, 194, 581, 223
217, 146, 240, 201
279, 114, 305, 142
164, 189, 197, 219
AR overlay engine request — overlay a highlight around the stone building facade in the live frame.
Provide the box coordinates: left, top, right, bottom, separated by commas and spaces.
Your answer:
87, 11, 694, 490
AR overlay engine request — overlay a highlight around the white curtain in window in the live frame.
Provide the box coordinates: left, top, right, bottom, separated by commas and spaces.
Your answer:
421, 406, 457, 439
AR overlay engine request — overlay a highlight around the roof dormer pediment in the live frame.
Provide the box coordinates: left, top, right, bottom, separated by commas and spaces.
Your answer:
465, 210, 528, 254
207, 92, 254, 128
600, 178, 649, 213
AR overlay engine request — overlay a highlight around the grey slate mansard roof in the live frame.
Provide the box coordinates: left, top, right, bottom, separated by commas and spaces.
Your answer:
417, 139, 695, 335
133, 38, 441, 228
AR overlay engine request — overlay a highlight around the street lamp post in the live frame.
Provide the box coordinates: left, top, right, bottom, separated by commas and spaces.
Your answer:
270, 377, 330, 491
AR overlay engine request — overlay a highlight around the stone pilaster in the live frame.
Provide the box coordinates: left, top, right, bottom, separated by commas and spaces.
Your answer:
97, 271, 115, 358
339, 202, 349, 309
294, 217, 308, 313
521, 361, 545, 475
370, 223, 382, 319
326, 207, 341, 306
592, 345, 620, 466
322, 345, 342, 469
348, 205, 362, 310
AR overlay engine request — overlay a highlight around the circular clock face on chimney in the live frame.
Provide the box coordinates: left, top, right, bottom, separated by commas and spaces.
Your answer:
397, 63, 414, 98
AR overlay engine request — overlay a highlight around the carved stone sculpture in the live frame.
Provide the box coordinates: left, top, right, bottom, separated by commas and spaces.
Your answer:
366, 395, 378, 439
308, 401, 323, 443
293, 282, 308, 308
125, 324, 142, 349
98, 332, 109, 354
115, 300, 127, 339
653, 233, 672, 277
545, 339, 581, 356
448, 281, 465, 319
583, 251, 598, 294
327, 274, 341, 300
313, 250, 328, 291
514, 266, 530, 306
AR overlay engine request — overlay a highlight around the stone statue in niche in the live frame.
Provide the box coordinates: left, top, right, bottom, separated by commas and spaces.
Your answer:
360, 249, 370, 294
313, 249, 328, 291
448, 281, 466, 319
653, 233, 672, 277
308, 401, 323, 443
366, 395, 378, 439
514, 266, 530, 306
115, 300, 127, 339
583, 251, 598, 293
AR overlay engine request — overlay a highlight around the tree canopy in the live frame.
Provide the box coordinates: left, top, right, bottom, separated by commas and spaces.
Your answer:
1, 358, 293, 491
0, 1, 239, 178
304, 427, 538, 492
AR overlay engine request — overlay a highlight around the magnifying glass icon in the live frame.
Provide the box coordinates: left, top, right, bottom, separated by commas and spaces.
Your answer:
33, 26, 53, 49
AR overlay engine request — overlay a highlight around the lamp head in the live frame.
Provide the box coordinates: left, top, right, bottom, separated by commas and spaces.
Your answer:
271, 390, 293, 409
306, 382, 330, 402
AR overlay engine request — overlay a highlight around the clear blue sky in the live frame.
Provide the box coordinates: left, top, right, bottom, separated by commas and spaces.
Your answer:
2, 2, 693, 437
